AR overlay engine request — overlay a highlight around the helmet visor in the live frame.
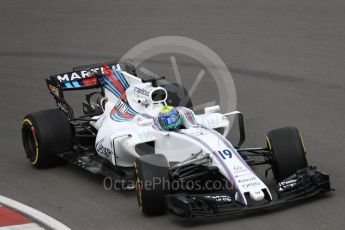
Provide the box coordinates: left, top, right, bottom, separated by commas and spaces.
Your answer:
159, 110, 180, 126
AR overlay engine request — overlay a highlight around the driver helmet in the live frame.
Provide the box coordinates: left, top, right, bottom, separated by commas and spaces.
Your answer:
158, 106, 182, 131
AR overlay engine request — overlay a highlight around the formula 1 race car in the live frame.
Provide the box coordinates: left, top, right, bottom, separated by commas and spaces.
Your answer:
21, 61, 331, 219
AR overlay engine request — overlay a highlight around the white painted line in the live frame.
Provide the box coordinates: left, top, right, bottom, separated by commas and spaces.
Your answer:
0, 196, 70, 230
0, 223, 45, 230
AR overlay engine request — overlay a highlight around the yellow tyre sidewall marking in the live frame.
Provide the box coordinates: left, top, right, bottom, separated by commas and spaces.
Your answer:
266, 137, 272, 151
267, 132, 307, 158
134, 162, 143, 210
22, 119, 39, 165
299, 131, 307, 157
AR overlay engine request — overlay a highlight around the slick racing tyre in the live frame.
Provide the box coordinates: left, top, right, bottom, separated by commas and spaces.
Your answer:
123, 63, 137, 77
134, 154, 170, 216
267, 127, 308, 181
22, 109, 73, 168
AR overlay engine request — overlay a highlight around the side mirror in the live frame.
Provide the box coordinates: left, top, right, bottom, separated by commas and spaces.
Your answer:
222, 111, 246, 148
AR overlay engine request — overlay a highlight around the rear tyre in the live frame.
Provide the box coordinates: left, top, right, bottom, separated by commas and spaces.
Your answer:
267, 127, 308, 181
134, 154, 170, 216
22, 109, 73, 168
123, 63, 137, 77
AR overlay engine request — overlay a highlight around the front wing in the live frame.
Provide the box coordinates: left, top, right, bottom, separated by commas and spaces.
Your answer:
166, 166, 331, 219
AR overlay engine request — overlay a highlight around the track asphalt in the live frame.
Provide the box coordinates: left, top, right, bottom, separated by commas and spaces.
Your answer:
0, 1, 344, 229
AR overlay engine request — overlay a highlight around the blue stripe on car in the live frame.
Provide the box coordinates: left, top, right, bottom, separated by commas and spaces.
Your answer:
65, 82, 73, 88
72, 81, 81, 88
114, 70, 129, 88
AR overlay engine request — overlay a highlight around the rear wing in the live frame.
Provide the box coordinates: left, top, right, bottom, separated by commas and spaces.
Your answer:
48, 61, 118, 89
46, 61, 118, 118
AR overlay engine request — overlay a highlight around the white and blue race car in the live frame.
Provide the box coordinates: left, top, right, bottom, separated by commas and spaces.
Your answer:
21, 61, 331, 219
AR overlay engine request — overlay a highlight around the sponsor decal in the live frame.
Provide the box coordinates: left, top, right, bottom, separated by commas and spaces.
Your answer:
48, 84, 60, 98
115, 99, 129, 115
96, 139, 112, 157
233, 165, 245, 172
238, 177, 256, 183
242, 181, 261, 188
134, 86, 150, 96
234, 173, 252, 178
278, 179, 297, 191
57, 101, 69, 114
55, 65, 116, 82
204, 195, 232, 202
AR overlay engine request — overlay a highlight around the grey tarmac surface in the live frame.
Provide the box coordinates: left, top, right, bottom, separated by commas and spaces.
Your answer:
0, 0, 344, 229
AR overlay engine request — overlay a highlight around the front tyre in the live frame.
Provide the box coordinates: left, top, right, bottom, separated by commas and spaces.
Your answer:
134, 154, 170, 216
22, 109, 73, 168
267, 127, 308, 181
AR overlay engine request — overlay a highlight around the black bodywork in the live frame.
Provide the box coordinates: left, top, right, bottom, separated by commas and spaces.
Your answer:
166, 166, 331, 219
164, 134, 332, 219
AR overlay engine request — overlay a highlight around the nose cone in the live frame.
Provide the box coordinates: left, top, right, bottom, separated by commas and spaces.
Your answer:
249, 190, 265, 201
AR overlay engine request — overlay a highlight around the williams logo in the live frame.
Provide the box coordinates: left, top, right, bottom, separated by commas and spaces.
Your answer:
115, 99, 129, 115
